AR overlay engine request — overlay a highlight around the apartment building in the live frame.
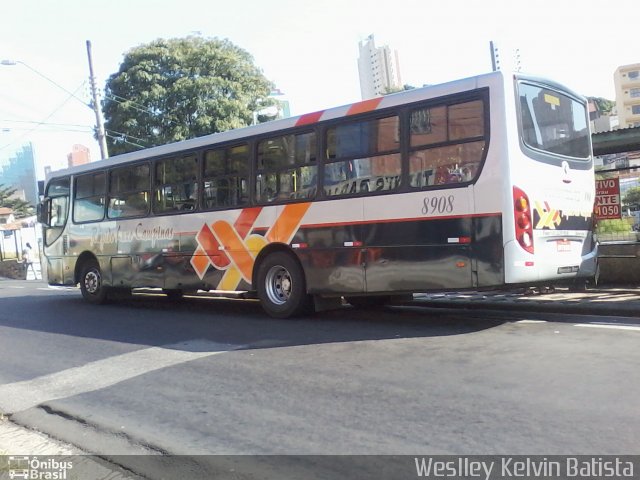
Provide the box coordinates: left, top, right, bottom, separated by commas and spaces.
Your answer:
614, 63, 640, 129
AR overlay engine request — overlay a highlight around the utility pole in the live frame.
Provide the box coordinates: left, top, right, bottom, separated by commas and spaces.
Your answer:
490, 41, 500, 72
86, 40, 109, 160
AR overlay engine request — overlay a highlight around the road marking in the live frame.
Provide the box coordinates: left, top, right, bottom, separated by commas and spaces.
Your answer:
515, 320, 547, 324
574, 323, 640, 332
0, 339, 241, 414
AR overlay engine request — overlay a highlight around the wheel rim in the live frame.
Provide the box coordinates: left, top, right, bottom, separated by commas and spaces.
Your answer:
264, 265, 292, 306
84, 268, 101, 295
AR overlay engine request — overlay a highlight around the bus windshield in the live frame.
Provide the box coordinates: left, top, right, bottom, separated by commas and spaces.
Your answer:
518, 82, 590, 159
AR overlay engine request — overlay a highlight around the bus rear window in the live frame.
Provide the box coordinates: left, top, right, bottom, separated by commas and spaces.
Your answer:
518, 82, 589, 159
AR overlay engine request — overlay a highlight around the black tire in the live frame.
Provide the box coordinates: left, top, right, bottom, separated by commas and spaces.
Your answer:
256, 252, 312, 318
79, 259, 110, 304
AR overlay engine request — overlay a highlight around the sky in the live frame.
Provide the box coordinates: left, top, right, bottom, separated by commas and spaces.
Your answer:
1, 0, 638, 180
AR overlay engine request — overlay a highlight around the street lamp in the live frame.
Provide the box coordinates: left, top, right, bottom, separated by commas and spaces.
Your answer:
1, 57, 109, 160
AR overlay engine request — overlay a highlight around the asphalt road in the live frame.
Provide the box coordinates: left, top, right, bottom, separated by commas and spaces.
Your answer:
0, 279, 639, 477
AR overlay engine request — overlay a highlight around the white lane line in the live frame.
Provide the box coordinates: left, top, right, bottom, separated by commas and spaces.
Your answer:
0, 339, 241, 414
574, 323, 640, 332
515, 320, 547, 324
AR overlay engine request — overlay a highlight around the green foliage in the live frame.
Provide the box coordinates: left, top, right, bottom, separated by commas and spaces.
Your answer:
596, 218, 633, 233
622, 186, 640, 208
382, 84, 416, 95
0, 184, 33, 218
587, 96, 615, 115
102, 36, 274, 155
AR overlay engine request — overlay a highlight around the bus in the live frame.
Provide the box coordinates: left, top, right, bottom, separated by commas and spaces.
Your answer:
38, 71, 598, 318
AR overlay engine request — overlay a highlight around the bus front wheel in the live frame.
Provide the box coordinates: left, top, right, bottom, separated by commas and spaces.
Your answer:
256, 252, 312, 318
80, 259, 110, 304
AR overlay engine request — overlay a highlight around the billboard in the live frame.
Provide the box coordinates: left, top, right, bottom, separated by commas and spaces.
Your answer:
595, 178, 621, 220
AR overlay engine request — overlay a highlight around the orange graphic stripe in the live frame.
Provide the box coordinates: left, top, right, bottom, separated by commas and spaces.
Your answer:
191, 246, 210, 277
197, 223, 230, 268
266, 203, 312, 244
234, 207, 262, 238
192, 203, 311, 285
347, 97, 383, 116
296, 110, 324, 126
212, 220, 256, 282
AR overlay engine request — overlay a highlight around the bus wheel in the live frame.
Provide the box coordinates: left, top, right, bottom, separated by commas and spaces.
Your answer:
80, 259, 109, 304
257, 252, 312, 318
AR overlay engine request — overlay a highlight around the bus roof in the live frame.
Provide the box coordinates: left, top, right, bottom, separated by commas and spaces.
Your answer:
47, 70, 516, 180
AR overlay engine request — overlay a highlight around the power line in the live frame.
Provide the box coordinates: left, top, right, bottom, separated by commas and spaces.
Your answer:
105, 131, 146, 150
0, 82, 87, 153
105, 92, 157, 114
105, 129, 149, 144
0, 119, 93, 129
1, 60, 91, 110
104, 92, 178, 126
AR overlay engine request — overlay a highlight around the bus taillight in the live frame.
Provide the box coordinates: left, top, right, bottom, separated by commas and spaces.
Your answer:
513, 186, 534, 254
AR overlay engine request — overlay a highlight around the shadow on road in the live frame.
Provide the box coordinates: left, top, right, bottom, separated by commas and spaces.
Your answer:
0, 289, 507, 352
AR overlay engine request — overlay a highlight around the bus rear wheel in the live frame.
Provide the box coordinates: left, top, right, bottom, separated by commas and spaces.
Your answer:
257, 252, 312, 318
79, 259, 110, 304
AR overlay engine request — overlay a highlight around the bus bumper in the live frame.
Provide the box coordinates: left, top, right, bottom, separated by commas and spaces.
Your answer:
575, 241, 598, 280
504, 238, 599, 284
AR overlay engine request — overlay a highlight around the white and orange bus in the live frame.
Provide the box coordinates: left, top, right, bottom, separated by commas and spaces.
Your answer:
38, 71, 598, 317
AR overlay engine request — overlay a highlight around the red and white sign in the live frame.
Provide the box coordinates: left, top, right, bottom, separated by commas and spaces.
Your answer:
595, 178, 621, 220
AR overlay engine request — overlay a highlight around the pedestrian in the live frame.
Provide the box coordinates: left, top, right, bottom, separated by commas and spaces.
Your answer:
22, 242, 39, 280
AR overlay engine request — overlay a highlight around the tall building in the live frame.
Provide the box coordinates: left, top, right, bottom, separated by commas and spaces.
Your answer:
614, 63, 640, 129
67, 144, 91, 167
0, 142, 37, 206
357, 34, 402, 100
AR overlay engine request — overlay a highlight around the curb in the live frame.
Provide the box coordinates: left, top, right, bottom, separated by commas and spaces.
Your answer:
411, 287, 640, 319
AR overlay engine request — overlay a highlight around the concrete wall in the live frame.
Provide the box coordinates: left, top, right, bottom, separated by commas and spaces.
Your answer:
0, 259, 27, 279
598, 243, 640, 284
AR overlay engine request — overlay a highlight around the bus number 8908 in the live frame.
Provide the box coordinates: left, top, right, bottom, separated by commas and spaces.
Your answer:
422, 195, 455, 215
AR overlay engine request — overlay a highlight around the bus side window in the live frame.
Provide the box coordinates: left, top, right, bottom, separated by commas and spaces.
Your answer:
108, 164, 150, 219
323, 116, 401, 198
73, 172, 106, 223
409, 100, 485, 189
203, 144, 249, 209
154, 155, 199, 214
256, 132, 317, 204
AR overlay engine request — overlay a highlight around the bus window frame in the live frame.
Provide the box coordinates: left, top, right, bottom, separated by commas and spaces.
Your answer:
152, 152, 201, 215
406, 90, 490, 192
72, 170, 107, 224
42, 176, 70, 246
254, 129, 319, 205
514, 76, 592, 171
321, 113, 403, 200
107, 161, 152, 220
201, 141, 251, 211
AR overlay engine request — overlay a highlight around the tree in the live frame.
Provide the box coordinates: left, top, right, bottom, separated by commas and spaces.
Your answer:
0, 184, 33, 218
102, 36, 274, 155
587, 96, 615, 116
622, 186, 640, 209
382, 84, 416, 95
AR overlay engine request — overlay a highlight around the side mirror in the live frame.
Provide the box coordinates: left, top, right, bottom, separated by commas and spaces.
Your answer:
37, 199, 50, 226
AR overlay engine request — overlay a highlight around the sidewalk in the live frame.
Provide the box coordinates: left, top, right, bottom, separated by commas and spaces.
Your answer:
412, 285, 640, 318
